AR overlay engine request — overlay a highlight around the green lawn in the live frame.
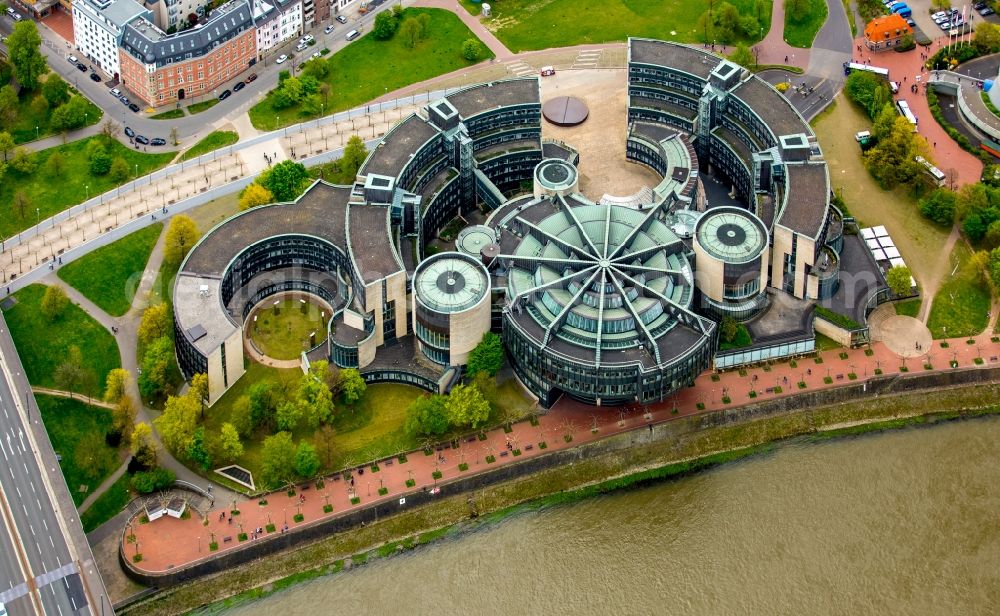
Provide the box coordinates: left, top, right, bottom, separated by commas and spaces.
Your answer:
180, 131, 239, 161
815, 333, 845, 351
458, 0, 482, 15
894, 298, 921, 318
149, 108, 185, 120
57, 223, 163, 316
187, 99, 219, 114
927, 243, 991, 339
783, 0, 828, 48
36, 394, 122, 506
80, 473, 132, 532
249, 299, 328, 360
249, 8, 493, 130
487, 0, 771, 53
8, 89, 102, 144
2, 284, 120, 397
0, 136, 174, 238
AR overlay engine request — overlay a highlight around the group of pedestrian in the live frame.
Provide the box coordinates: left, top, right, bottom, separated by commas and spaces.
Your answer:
263, 152, 279, 166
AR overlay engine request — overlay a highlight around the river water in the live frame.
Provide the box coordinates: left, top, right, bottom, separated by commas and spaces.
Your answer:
227, 418, 1000, 615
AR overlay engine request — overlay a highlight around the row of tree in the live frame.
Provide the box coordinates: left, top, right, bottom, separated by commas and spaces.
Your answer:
696, 0, 767, 46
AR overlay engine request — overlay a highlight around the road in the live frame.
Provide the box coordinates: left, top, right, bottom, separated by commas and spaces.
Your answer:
0, 311, 110, 616
0, 1, 406, 149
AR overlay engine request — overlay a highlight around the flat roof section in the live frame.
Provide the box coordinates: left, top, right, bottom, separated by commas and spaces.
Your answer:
173, 275, 236, 355
183, 182, 351, 278
629, 38, 719, 80
348, 205, 402, 282
732, 77, 811, 140
778, 163, 830, 238
445, 78, 540, 119
360, 114, 439, 178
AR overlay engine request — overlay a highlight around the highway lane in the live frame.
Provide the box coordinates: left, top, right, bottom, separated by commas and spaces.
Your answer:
0, 310, 108, 615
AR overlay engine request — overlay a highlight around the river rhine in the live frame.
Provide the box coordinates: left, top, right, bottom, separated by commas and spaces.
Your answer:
227, 417, 1000, 615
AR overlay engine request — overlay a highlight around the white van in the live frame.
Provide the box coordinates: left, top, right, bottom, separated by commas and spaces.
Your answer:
346, 29, 360, 41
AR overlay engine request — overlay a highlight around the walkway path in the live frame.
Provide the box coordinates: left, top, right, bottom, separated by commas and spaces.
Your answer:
917, 224, 962, 324
78, 460, 129, 514
29, 386, 115, 409
128, 325, 1000, 574
413, 0, 512, 60
757, 0, 812, 67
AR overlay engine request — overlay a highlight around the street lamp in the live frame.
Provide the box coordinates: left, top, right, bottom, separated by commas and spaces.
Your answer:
35, 208, 39, 227
35, 126, 39, 140
85, 184, 89, 201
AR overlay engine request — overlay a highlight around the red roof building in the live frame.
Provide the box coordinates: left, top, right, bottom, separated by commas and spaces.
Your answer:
864, 13, 913, 52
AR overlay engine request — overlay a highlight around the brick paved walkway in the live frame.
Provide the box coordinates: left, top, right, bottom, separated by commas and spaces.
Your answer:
127, 328, 1000, 573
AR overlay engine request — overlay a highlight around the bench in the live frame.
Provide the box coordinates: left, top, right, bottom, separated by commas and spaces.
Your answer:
384, 459, 393, 467
500, 451, 509, 457
525, 444, 534, 451
223, 536, 233, 543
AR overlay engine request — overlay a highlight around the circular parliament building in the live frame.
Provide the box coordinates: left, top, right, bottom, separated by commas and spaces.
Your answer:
174, 38, 858, 409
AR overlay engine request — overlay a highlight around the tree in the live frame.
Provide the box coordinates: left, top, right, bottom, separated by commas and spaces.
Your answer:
301, 57, 329, 80
138, 303, 171, 346
50, 97, 91, 133
89, 151, 112, 176
30, 94, 48, 119
276, 400, 301, 431
401, 18, 421, 48
404, 394, 449, 436
131, 468, 175, 493
720, 315, 740, 343
340, 135, 368, 178
218, 422, 244, 463
109, 156, 130, 182
45, 151, 65, 177
54, 346, 95, 398
186, 426, 212, 470
319, 82, 332, 106
863, 116, 926, 189
190, 372, 209, 411
154, 391, 201, 452
373, 11, 398, 39
314, 424, 337, 469
300, 75, 319, 96
163, 214, 200, 265
101, 117, 121, 142
12, 190, 30, 220
294, 441, 320, 478
139, 336, 176, 399
130, 422, 158, 468
0, 131, 14, 162
230, 395, 253, 438
337, 367, 366, 405
103, 368, 131, 403
728, 44, 756, 69
42, 73, 70, 107
298, 361, 335, 428
886, 265, 912, 297
10, 147, 35, 174
461, 37, 482, 60
301, 93, 323, 117
466, 332, 503, 377
259, 160, 308, 202
112, 395, 137, 444
417, 12, 430, 39
445, 383, 490, 429
6, 21, 47, 91
919, 188, 956, 226
985, 220, 1000, 249
40, 284, 69, 321
248, 380, 279, 431
240, 183, 274, 210
0, 85, 17, 126
261, 431, 296, 487
990, 247, 1000, 287
974, 22, 1000, 53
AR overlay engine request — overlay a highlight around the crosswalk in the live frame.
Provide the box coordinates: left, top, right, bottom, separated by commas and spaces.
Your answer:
572, 50, 602, 69
506, 60, 534, 77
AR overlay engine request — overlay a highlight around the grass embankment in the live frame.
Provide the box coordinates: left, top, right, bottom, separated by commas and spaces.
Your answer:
187, 99, 219, 115
2, 284, 120, 398
149, 109, 185, 120
57, 223, 162, 316
81, 473, 131, 532
487, 0, 771, 52
124, 382, 1000, 616
179, 131, 239, 162
249, 9, 493, 130
927, 243, 990, 339
0, 136, 174, 238
36, 394, 123, 507
894, 298, 921, 318
783, 0, 828, 48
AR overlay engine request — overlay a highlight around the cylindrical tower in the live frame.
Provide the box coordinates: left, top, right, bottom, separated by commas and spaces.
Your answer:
412, 251, 491, 366
693, 206, 770, 321
456, 225, 498, 258
533, 159, 579, 198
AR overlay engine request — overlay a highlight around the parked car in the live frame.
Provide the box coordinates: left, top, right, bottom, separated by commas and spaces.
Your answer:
219, 89, 231, 101
974, 2, 986, 9
981, 7, 995, 15
233, 81, 246, 92
296, 42, 308, 51
931, 11, 947, 19
906, 18, 916, 27
940, 21, 952, 30
247, 73, 258, 82
135, 135, 149, 145
124, 126, 135, 138
150, 137, 166, 146
119, 96, 130, 105
68, 54, 79, 63
76, 62, 87, 72
129, 103, 140, 112
89, 73, 101, 82
324, 24, 334, 33
336, 14, 347, 23
311, 51, 322, 59
110, 87, 122, 97
276, 54, 288, 64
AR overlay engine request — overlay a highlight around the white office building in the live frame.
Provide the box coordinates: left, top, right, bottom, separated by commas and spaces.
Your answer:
72, 0, 150, 79
252, 0, 302, 57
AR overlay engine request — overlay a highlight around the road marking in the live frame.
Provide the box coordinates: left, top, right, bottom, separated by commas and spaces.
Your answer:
29, 524, 34, 537
49, 536, 54, 548
42, 518, 47, 531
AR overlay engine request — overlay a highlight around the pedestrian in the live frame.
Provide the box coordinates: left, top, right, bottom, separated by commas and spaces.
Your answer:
785, 55, 789, 63
933, 141, 937, 148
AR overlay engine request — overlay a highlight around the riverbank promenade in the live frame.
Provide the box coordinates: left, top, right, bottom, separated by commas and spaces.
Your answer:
126, 324, 1000, 574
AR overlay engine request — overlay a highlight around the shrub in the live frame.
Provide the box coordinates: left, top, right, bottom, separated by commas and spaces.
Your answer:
130, 468, 176, 494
